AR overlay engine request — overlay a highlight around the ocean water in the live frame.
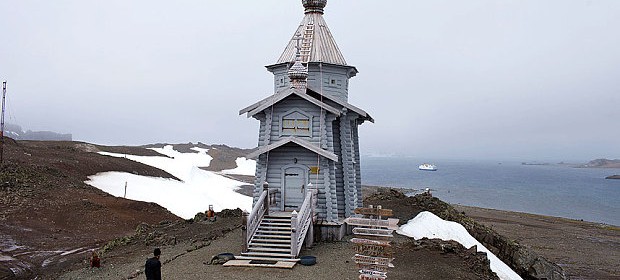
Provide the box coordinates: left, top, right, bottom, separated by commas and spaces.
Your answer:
361, 157, 620, 226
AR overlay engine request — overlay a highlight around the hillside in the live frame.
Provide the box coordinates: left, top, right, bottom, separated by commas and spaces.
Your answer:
0, 139, 180, 279
1, 139, 617, 279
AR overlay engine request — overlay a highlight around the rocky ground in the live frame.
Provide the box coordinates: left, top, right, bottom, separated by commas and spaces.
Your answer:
454, 205, 620, 280
57, 197, 499, 280
0, 139, 618, 279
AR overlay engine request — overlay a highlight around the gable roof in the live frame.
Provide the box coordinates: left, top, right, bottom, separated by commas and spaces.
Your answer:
240, 87, 373, 123
239, 88, 341, 118
246, 136, 338, 162
306, 87, 374, 123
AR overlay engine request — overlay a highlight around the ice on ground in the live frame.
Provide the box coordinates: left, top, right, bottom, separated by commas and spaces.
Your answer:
397, 211, 522, 280
221, 157, 256, 176
86, 145, 252, 219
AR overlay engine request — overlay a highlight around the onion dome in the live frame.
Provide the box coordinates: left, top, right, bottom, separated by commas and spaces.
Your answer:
288, 45, 308, 89
302, 0, 327, 14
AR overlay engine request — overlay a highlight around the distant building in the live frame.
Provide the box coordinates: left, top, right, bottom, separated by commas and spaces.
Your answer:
240, 0, 372, 240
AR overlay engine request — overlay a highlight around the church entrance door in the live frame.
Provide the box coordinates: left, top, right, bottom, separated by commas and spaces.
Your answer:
283, 166, 306, 211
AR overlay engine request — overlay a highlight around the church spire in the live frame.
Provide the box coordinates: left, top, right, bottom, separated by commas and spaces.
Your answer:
275, 0, 349, 66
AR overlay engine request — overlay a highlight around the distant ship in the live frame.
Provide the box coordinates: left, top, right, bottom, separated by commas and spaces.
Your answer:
419, 163, 437, 171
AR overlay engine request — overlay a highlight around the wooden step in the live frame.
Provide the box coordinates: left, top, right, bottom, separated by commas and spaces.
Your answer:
233, 255, 300, 263
256, 229, 291, 234
249, 242, 290, 248
259, 224, 290, 228
223, 259, 297, 269
263, 217, 291, 222
247, 247, 291, 253
241, 251, 294, 258
261, 223, 290, 227
260, 223, 290, 227
253, 233, 291, 238
251, 238, 291, 244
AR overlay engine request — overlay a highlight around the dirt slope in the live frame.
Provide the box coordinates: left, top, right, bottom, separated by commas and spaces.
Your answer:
0, 139, 181, 279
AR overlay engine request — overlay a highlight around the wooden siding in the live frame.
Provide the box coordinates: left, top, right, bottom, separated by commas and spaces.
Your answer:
253, 144, 331, 216
306, 64, 350, 102
338, 111, 353, 217
269, 63, 353, 103
332, 118, 345, 217
270, 65, 290, 92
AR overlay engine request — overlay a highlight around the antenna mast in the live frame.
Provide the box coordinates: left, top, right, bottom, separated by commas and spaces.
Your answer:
1, 81, 6, 164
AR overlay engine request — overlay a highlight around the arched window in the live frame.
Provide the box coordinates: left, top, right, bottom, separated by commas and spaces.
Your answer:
281, 110, 311, 137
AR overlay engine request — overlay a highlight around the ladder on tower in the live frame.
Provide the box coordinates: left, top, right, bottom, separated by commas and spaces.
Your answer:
300, 22, 314, 63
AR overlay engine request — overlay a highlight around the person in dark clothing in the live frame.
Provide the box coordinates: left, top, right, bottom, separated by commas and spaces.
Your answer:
90, 251, 101, 268
144, 248, 161, 280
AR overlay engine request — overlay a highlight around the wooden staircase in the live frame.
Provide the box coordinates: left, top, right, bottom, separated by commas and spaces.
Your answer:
236, 213, 299, 262
233, 185, 317, 267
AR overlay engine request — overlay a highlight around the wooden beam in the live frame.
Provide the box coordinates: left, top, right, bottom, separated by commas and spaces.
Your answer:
354, 207, 393, 217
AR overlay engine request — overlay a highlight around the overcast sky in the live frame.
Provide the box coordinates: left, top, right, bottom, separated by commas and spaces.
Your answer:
1, 0, 618, 161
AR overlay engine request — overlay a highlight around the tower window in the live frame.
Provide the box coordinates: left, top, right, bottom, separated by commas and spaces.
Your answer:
281, 110, 311, 137
325, 75, 342, 88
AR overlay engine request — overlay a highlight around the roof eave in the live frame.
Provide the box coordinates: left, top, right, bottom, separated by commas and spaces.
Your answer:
247, 136, 338, 162
265, 62, 358, 76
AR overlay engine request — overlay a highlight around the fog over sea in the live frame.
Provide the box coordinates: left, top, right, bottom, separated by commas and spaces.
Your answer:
361, 157, 620, 226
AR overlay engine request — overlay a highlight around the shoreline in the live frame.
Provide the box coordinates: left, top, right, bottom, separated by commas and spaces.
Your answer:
362, 185, 619, 227
454, 205, 620, 279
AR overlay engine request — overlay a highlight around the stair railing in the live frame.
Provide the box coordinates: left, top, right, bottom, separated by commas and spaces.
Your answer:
242, 183, 269, 253
291, 188, 317, 257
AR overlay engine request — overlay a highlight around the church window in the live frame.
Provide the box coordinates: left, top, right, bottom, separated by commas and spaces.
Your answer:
281, 110, 311, 137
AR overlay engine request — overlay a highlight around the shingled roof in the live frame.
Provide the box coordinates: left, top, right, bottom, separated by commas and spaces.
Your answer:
275, 0, 348, 66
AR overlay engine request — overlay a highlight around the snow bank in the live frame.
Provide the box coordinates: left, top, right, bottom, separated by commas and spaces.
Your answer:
86, 145, 252, 219
221, 157, 256, 176
397, 211, 522, 280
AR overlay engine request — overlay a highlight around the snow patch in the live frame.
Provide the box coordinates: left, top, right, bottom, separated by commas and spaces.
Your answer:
88, 145, 252, 219
397, 211, 522, 280
221, 157, 256, 176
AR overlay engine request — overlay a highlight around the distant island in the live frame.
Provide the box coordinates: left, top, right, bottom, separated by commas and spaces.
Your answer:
4, 123, 72, 141
579, 158, 620, 168
521, 162, 550, 166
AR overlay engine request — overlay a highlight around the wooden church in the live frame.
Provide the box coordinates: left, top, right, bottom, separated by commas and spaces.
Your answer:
237, 0, 372, 262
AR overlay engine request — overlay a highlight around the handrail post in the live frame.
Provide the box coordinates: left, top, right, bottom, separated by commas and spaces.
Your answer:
306, 190, 315, 248
263, 182, 269, 215
241, 211, 248, 253
291, 210, 298, 257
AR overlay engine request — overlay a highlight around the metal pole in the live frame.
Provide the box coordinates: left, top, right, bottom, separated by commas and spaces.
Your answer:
1, 81, 6, 165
